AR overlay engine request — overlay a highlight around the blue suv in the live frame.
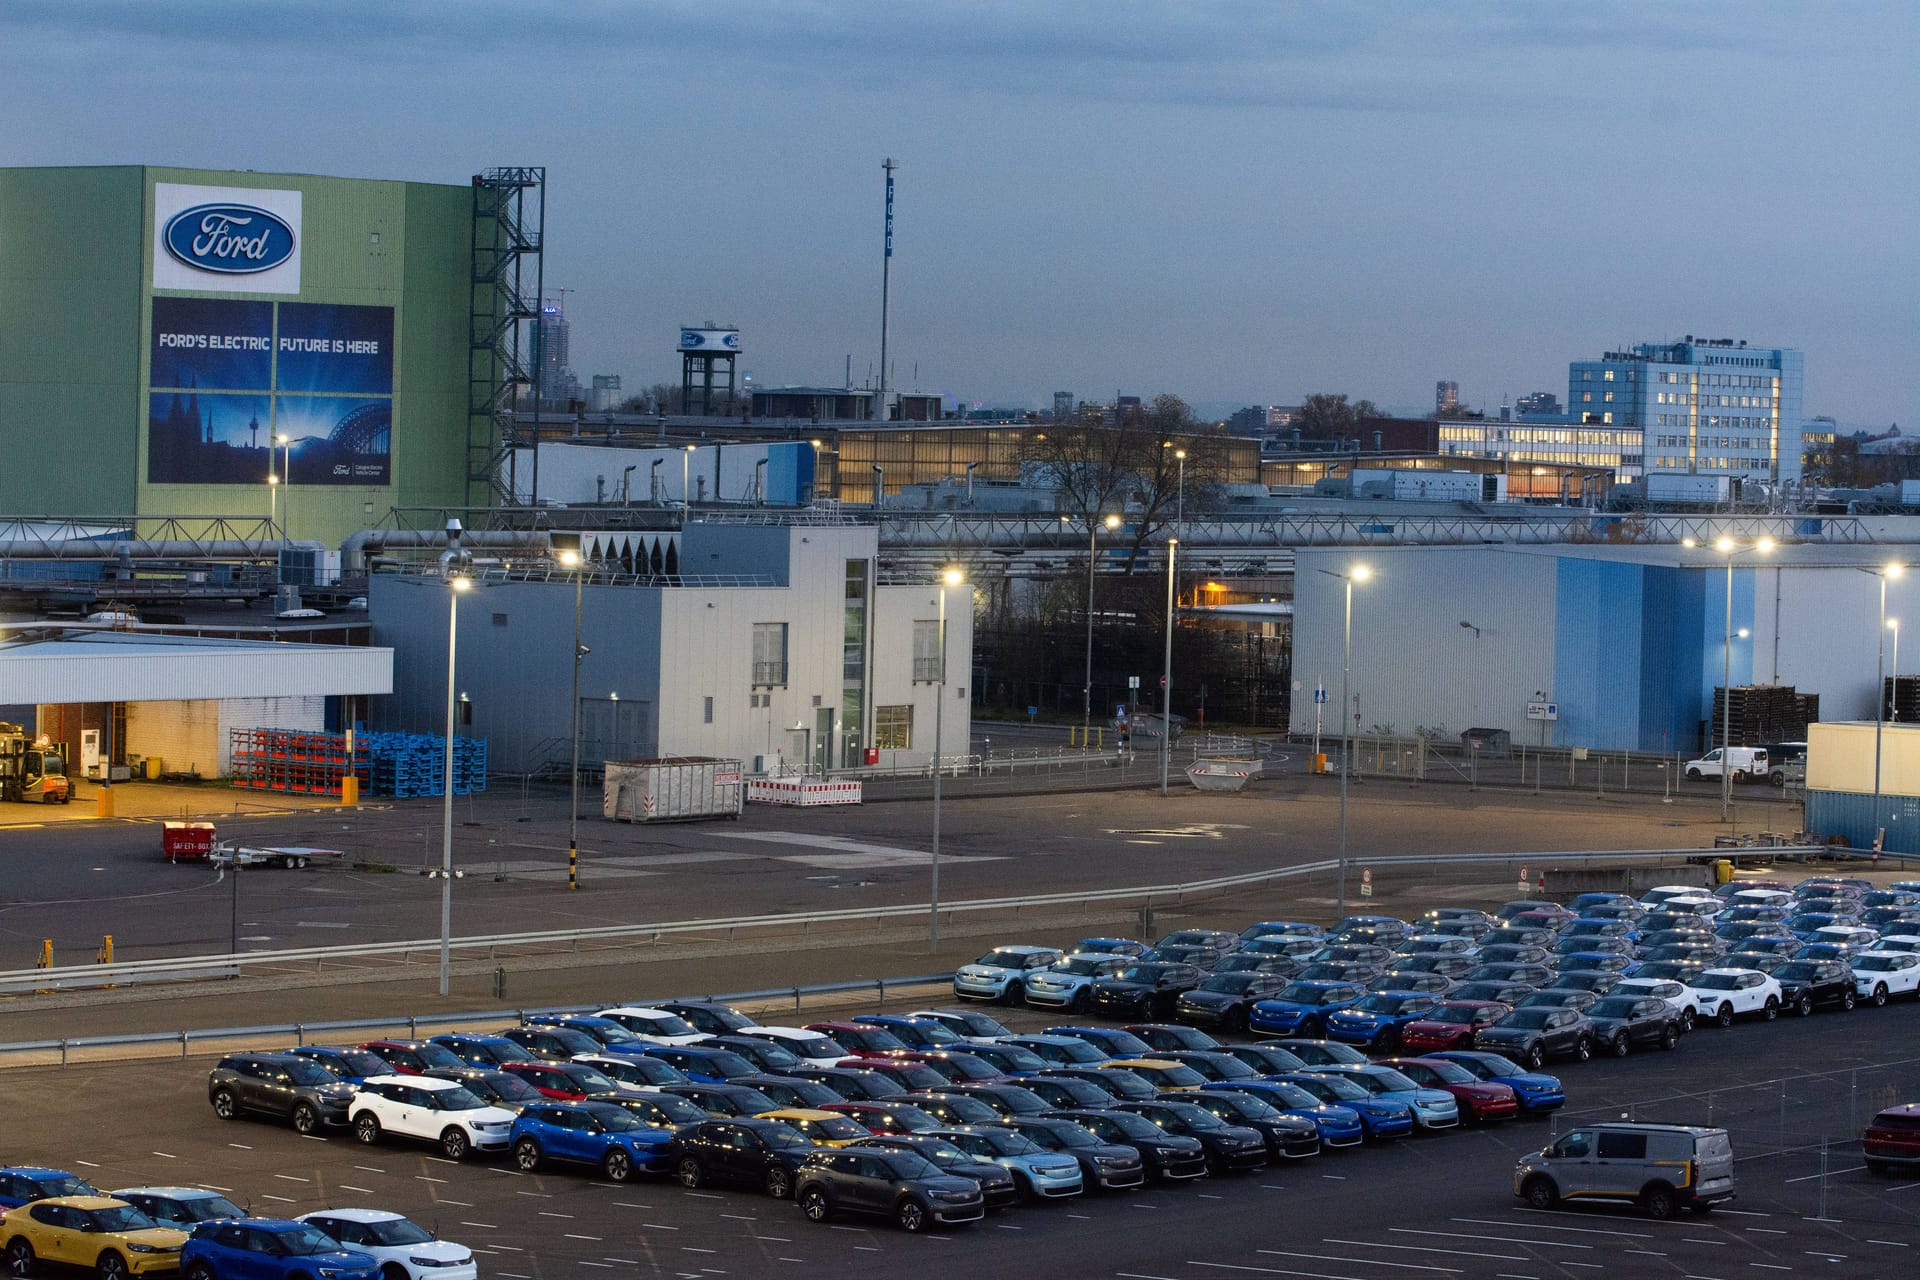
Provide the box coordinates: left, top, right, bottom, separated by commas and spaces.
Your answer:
181, 1219, 379, 1280
634, 1044, 761, 1083
509, 1100, 679, 1181
1249, 981, 1368, 1038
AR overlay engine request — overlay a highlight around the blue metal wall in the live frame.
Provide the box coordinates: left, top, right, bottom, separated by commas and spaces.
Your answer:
1806, 789, 1920, 855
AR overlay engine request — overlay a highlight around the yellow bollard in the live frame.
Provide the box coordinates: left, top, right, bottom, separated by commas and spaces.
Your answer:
1713, 857, 1735, 885
96, 786, 116, 818
340, 775, 359, 806
97, 934, 114, 964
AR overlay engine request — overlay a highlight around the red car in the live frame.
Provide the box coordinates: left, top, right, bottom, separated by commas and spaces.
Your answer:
1382, 1057, 1520, 1122
359, 1039, 466, 1075
1398, 1001, 1513, 1053
500, 1059, 622, 1100
820, 1100, 943, 1135
1863, 1103, 1920, 1174
804, 1021, 910, 1057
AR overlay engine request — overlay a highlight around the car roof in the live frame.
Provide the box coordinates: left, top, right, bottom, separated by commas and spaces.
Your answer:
364, 1073, 461, 1090
1103, 1058, 1181, 1069
110, 1187, 231, 1199
0, 1167, 82, 1178
600, 1005, 678, 1017
300, 1208, 405, 1224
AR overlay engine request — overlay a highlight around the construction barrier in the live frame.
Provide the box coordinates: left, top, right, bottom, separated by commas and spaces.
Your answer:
746, 778, 864, 807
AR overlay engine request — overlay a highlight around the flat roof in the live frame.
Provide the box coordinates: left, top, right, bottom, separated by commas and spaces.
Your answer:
0, 631, 391, 703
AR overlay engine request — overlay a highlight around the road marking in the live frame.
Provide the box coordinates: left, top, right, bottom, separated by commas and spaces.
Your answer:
1746, 1228, 1788, 1235
151, 1151, 177, 1159
578, 1265, 611, 1271
339, 1185, 374, 1194
604, 1260, 638, 1266
1803, 1254, 1847, 1260
1266, 1247, 1462, 1272
720, 1213, 757, 1221
751, 1236, 790, 1242
262, 1194, 295, 1203
75, 1160, 99, 1168
352, 1165, 383, 1173
1324, 1241, 1523, 1262
1457, 1217, 1650, 1239
1321, 1174, 1347, 1180
1199, 1193, 1224, 1199
1625, 1250, 1668, 1257
538, 1211, 575, 1218
1393, 1229, 1588, 1250
643, 1224, 679, 1231
227, 1145, 253, 1151
612, 1202, 649, 1209
459, 1222, 498, 1229
564, 1234, 602, 1241
1189, 1262, 1368, 1279
1715, 1209, 1772, 1217
1868, 1240, 1910, 1247
438, 1199, 472, 1207
272, 1174, 309, 1183
686, 1191, 725, 1199
1786, 1166, 1864, 1182
1749, 1265, 1791, 1272
417, 1175, 448, 1184
1115, 1273, 1182, 1280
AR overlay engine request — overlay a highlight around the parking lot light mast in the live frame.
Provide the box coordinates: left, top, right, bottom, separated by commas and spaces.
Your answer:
439, 574, 471, 996
1161, 539, 1177, 798
1689, 535, 1774, 822
1076, 513, 1122, 744
1318, 563, 1371, 916
1875, 562, 1904, 843
931, 566, 964, 951
558, 549, 587, 892
1891, 618, 1902, 723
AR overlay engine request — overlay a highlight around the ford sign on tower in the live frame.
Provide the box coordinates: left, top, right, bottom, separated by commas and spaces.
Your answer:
152, 183, 303, 294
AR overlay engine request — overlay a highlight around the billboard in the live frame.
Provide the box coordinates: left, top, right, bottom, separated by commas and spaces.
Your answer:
147, 298, 392, 486
678, 328, 741, 353
152, 183, 302, 295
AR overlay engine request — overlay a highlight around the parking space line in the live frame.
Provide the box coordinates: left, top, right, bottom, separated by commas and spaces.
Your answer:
578, 1263, 612, 1269
1114, 1273, 1181, 1280
438, 1199, 471, 1207
1265, 1247, 1462, 1272
611, 1202, 649, 1208
643, 1223, 679, 1231
563, 1234, 602, 1241
686, 1191, 726, 1199
75, 1160, 99, 1168
339, 1184, 374, 1193
1746, 1228, 1788, 1235
1190, 1262, 1367, 1279
1803, 1253, 1847, 1260
1495, 1275, 1540, 1279
272, 1173, 309, 1182
351, 1165, 382, 1173
261, 1194, 295, 1203
1749, 1264, 1791, 1271
605, 1259, 638, 1265
719, 1214, 756, 1221
1786, 1165, 1863, 1182
537, 1211, 574, 1218
459, 1221, 498, 1229
1392, 1230, 1588, 1250
416, 1175, 448, 1184
151, 1150, 177, 1158
1456, 1216, 1650, 1239
751, 1236, 790, 1242
1624, 1249, 1667, 1257
1868, 1240, 1910, 1247
1323, 1240, 1524, 1262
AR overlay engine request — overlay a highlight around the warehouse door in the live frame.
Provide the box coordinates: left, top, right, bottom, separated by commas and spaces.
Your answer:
580, 698, 653, 767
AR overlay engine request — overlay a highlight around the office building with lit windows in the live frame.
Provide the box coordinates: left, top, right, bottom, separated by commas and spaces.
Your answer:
1568, 339, 1803, 487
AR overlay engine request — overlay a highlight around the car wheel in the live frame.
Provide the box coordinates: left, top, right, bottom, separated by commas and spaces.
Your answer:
1573, 1037, 1593, 1063
96, 1252, 129, 1280
1865, 1158, 1890, 1175
353, 1113, 381, 1145
441, 1127, 471, 1161
1660, 1026, 1677, 1050
1524, 1044, 1545, 1071
1300, 1016, 1323, 1038
765, 1166, 793, 1199
676, 1158, 704, 1189
6, 1240, 35, 1278
513, 1137, 542, 1172
1069, 989, 1090, 1013
1715, 1002, 1734, 1028
1762, 996, 1779, 1022
1003, 982, 1024, 1006
1681, 1009, 1696, 1033
211, 1088, 237, 1120
603, 1148, 634, 1183
1795, 994, 1814, 1017
1685, 768, 1702, 780
1872, 984, 1889, 1008
183, 1263, 213, 1280
1375, 1026, 1399, 1052
799, 1187, 831, 1223
1610, 1033, 1630, 1058
1643, 1184, 1677, 1220
1842, 989, 1857, 1012
896, 1197, 929, 1233
1522, 1176, 1558, 1210
291, 1103, 320, 1135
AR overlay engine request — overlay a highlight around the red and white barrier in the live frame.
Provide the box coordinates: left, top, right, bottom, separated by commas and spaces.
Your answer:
747, 779, 865, 807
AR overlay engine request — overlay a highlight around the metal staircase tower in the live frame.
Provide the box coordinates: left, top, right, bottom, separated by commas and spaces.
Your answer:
467, 167, 545, 507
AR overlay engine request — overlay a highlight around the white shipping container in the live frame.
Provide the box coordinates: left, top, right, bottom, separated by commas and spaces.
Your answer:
1645, 474, 1730, 504
1806, 721, 1920, 797
603, 756, 744, 823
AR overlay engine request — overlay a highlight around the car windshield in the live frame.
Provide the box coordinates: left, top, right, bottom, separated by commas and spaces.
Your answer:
1276, 984, 1336, 1005
434, 1085, 487, 1110
1200, 974, 1260, 993
1210, 1093, 1279, 1121
1774, 963, 1823, 981
981, 1045, 1049, 1072
581, 1104, 642, 1131
326, 1049, 388, 1077
761, 1124, 811, 1149
1500, 1009, 1555, 1028
1149, 1064, 1208, 1087
570, 1067, 619, 1092
543, 1028, 602, 1054
809, 1115, 869, 1140
34, 1175, 97, 1197
1113, 965, 1171, 983
1364, 1068, 1419, 1092
1294, 1075, 1367, 1102
1691, 973, 1742, 990
276, 1226, 342, 1257
700, 1050, 758, 1077
1428, 1004, 1488, 1023
1055, 958, 1110, 976
1586, 998, 1642, 1019
732, 1041, 800, 1069
172, 1195, 244, 1222
983, 1129, 1042, 1155
285, 1061, 337, 1087
637, 1013, 699, 1036
1194, 1055, 1255, 1079
930, 1054, 1000, 1082
1033, 1040, 1102, 1064
1466, 1053, 1525, 1076
909, 1140, 971, 1164
357, 1217, 435, 1246
877, 1150, 944, 1179
88, 1205, 159, 1232
976, 949, 1037, 967
1353, 994, 1413, 1013
1166, 1103, 1226, 1130
1855, 955, 1904, 971
1414, 1060, 1476, 1084
647, 1094, 712, 1124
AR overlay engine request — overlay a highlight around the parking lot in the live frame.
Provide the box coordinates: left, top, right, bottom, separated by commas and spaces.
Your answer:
3, 986, 1914, 1279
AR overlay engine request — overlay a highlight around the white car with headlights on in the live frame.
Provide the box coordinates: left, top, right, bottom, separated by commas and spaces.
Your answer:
296, 1210, 476, 1280
349, 1075, 515, 1160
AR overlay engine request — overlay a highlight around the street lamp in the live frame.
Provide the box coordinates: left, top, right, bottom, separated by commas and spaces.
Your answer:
266, 471, 279, 536
931, 565, 965, 950
439, 574, 472, 996
1874, 562, 1905, 843
1318, 563, 1371, 916
1684, 535, 1775, 821
1073, 513, 1122, 744
1161, 539, 1177, 797
1891, 618, 1902, 723
558, 549, 588, 892
683, 444, 697, 512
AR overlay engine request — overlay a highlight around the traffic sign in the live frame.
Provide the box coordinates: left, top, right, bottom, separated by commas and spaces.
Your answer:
1129, 675, 1140, 689
1526, 701, 1559, 721
1314, 686, 1329, 705
1518, 865, 1528, 893
1361, 867, 1373, 898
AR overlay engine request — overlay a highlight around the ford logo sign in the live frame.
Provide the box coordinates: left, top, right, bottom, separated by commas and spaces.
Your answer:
163, 203, 296, 275
680, 330, 703, 348
722, 333, 739, 349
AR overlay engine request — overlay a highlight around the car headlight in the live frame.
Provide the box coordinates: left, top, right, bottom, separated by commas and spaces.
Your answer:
125, 1243, 162, 1254
410, 1255, 472, 1267
1042, 1162, 1078, 1176
1095, 1154, 1130, 1166
929, 1188, 975, 1202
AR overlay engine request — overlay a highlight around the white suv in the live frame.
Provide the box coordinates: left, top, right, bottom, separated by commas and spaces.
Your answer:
1850, 951, 1920, 1005
1684, 968, 1783, 1027
350, 1075, 515, 1159
296, 1210, 477, 1280
952, 945, 1065, 1002
596, 1006, 711, 1045
1609, 977, 1702, 1030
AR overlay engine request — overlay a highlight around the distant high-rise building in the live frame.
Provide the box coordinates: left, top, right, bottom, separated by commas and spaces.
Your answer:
1569, 338, 1804, 484
1053, 391, 1074, 420
1435, 381, 1460, 414
589, 374, 623, 413
535, 300, 572, 404
1515, 390, 1563, 417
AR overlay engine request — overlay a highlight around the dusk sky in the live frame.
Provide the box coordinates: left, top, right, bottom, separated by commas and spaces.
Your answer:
6, 1, 1914, 426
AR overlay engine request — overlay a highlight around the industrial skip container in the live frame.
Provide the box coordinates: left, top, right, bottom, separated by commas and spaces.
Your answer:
603, 757, 744, 823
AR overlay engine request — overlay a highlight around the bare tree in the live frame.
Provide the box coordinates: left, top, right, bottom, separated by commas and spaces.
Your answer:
1293, 392, 1381, 442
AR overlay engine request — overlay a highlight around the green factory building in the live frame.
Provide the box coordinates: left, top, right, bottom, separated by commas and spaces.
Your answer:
0, 165, 475, 544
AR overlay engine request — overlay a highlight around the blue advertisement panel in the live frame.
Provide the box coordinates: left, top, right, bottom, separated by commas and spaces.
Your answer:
146, 298, 394, 486
149, 297, 273, 390
276, 303, 394, 395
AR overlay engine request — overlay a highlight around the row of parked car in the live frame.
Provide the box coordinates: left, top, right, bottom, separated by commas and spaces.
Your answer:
948, 874, 1920, 1072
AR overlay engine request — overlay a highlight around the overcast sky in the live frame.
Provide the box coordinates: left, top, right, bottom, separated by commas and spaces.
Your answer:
5, 1, 1915, 424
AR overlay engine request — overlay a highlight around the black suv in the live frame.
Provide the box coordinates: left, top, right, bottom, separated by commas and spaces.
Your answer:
994, 1116, 1147, 1189
1772, 958, 1858, 1015
208, 1052, 354, 1133
852, 1135, 1019, 1208
1581, 996, 1683, 1055
795, 1147, 984, 1232
666, 1118, 816, 1198
1043, 1107, 1209, 1180
1089, 963, 1204, 1019
1474, 1007, 1595, 1069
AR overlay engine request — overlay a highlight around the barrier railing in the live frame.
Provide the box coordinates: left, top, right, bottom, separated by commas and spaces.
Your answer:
0, 845, 1853, 996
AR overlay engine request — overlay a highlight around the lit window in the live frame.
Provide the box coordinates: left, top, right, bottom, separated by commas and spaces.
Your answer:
874, 705, 913, 750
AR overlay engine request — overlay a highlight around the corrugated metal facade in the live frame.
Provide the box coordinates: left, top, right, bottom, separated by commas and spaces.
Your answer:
0, 637, 392, 703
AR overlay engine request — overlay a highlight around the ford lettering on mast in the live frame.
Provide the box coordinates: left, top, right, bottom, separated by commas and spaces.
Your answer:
163, 203, 297, 274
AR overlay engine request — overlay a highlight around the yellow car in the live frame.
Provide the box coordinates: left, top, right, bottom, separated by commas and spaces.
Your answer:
1, 1196, 188, 1279
1100, 1058, 1209, 1091
754, 1108, 871, 1148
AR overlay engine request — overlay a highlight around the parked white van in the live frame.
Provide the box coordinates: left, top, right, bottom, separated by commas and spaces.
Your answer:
1684, 747, 1768, 783
1515, 1122, 1735, 1218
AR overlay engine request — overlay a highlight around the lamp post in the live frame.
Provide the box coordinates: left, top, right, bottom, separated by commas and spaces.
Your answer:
1875, 562, 1905, 843
1076, 513, 1121, 744
1685, 535, 1775, 821
275, 433, 291, 539
1176, 449, 1187, 537
1318, 564, 1371, 917
558, 550, 587, 891
931, 566, 964, 950
267, 471, 279, 536
1891, 618, 1902, 723
1161, 539, 1177, 797
439, 574, 472, 996
683, 444, 696, 512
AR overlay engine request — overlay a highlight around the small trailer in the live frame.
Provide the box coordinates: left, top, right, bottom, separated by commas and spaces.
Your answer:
207, 840, 343, 869
161, 821, 218, 862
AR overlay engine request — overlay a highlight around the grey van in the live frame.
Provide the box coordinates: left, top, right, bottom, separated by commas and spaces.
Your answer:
1513, 1122, 1734, 1218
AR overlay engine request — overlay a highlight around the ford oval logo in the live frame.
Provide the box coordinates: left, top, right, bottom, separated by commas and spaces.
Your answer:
163, 203, 296, 275
722, 333, 739, 349
681, 330, 703, 348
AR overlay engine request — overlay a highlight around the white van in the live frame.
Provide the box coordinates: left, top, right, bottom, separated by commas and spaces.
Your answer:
1684, 747, 1768, 783
1515, 1122, 1735, 1218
